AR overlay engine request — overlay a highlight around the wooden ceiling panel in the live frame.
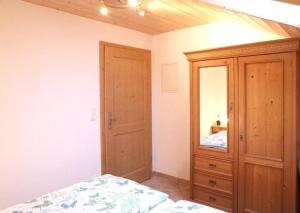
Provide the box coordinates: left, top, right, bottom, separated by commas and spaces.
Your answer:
23, 0, 300, 37
277, 0, 300, 5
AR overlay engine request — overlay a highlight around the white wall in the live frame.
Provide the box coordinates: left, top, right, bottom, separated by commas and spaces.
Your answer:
0, 0, 287, 209
151, 21, 284, 180
0, 0, 151, 209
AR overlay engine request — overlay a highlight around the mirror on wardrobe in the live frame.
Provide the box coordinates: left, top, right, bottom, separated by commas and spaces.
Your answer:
199, 66, 228, 151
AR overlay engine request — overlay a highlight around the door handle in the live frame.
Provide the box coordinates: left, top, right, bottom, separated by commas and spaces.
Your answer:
108, 112, 113, 129
209, 196, 216, 202
209, 163, 217, 168
209, 180, 217, 186
240, 133, 244, 141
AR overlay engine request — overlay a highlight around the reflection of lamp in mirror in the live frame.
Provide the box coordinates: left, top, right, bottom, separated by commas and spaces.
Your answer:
216, 115, 221, 126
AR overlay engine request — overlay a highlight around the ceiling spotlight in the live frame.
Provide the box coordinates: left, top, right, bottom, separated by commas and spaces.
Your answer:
99, 0, 108, 16
98, 0, 146, 16
100, 6, 108, 15
138, 10, 145, 16
128, 0, 138, 8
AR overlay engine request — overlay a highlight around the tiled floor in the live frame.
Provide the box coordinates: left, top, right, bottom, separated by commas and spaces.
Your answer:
142, 174, 190, 201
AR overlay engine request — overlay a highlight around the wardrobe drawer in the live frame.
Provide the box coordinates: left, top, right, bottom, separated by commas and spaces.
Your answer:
193, 172, 232, 194
193, 188, 232, 211
194, 157, 232, 176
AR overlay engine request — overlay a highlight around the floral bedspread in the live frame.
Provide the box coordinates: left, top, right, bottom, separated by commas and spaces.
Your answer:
158, 200, 226, 213
3, 174, 168, 213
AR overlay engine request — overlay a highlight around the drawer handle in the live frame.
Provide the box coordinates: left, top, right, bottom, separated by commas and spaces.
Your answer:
209, 196, 216, 202
209, 180, 217, 185
209, 163, 217, 168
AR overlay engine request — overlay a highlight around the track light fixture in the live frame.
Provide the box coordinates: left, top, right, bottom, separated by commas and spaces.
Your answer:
99, 0, 149, 17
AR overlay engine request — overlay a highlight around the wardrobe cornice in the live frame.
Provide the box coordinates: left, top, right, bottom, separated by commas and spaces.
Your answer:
185, 37, 300, 61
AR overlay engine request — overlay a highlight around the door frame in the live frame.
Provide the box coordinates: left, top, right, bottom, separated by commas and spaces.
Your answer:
99, 41, 152, 174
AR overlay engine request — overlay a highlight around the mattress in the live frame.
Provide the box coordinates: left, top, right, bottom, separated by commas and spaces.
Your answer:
150, 200, 226, 213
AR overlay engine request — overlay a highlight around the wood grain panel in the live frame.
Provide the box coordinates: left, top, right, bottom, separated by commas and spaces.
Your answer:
109, 129, 146, 175
238, 52, 296, 213
194, 157, 232, 177
100, 42, 152, 182
23, 0, 300, 36
245, 60, 284, 160
193, 187, 232, 211
112, 55, 145, 125
244, 163, 283, 213
193, 172, 233, 195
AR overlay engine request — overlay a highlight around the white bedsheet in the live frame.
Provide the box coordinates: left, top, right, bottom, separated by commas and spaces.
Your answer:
151, 200, 226, 213
148, 199, 175, 212
201, 131, 227, 149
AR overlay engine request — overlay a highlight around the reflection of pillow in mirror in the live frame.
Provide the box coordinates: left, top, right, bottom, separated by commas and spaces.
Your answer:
201, 131, 227, 149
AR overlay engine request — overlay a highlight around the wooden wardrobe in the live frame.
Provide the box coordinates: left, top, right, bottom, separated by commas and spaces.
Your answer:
185, 38, 300, 213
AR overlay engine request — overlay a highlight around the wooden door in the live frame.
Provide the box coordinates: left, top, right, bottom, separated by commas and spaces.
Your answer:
238, 53, 296, 213
100, 42, 152, 182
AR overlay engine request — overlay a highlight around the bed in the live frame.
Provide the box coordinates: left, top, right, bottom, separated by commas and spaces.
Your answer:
2, 174, 225, 213
200, 131, 227, 149
150, 200, 226, 213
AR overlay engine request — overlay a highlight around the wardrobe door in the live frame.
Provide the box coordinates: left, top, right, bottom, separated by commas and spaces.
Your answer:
238, 53, 295, 213
191, 58, 235, 159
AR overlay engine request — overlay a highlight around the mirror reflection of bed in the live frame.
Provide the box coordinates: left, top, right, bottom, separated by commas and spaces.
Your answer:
199, 66, 228, 150
201, 125, 227, 149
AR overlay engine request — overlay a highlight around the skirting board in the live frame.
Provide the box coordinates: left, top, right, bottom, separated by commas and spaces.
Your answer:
152, 171, 190, 186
